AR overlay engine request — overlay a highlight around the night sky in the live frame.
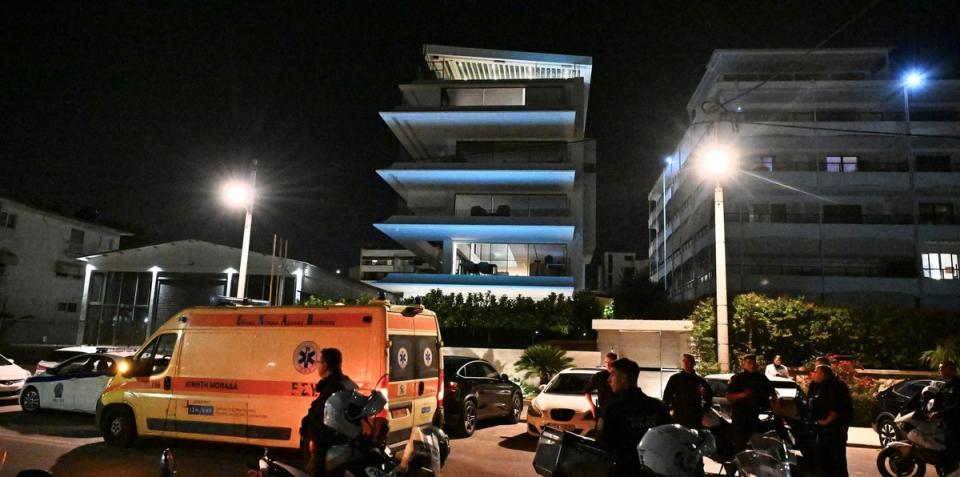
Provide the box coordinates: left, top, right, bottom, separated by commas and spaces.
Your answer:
2, 2, 958, 274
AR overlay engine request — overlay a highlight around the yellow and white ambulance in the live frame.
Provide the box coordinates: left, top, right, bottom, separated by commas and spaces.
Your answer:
95, 303, 444, 449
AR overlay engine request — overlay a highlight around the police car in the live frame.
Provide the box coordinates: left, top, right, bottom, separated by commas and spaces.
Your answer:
0, 354, 30, 401
34, 345, 135, 375
20, 352, 132, 414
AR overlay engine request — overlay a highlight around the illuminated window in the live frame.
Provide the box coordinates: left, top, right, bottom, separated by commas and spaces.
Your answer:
922, 253, 959, 280
825, 156, 858, 172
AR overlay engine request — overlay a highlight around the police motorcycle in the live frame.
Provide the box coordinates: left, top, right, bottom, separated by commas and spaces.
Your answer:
877, 386, 950, 477
533, 424, 716, 477
253, 389, 449, 477
731, 430, 803, 477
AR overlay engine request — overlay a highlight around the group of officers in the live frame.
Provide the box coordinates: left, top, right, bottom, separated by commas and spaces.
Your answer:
582, 352, 858, 477
297, 347, 960, 477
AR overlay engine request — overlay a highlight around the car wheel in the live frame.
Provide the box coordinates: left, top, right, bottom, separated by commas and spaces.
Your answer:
20, 387, 41, 413
450, 399, 477, 438
101, 407, 138, 447
505, 393, 523, 424
877, 417, 901, 447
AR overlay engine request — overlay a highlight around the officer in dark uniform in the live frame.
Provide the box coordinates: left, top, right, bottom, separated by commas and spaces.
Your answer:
303, 348, 357, 477
725, 354, 776, 452
809, 364, 852, 477
662, 353, 714, 429
931, 360, 959, 474
597, 358, 671, 477
583, 352, 618, 425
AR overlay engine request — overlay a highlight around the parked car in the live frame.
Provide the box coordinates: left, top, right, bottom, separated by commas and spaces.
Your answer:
442, 356, 523, 437
34, 345, 134, 375
0, 354, 31, 401
872, 378, 943, 447
527, 367, 602, 438
704, 373, 806, 421
20, 352, 132, 414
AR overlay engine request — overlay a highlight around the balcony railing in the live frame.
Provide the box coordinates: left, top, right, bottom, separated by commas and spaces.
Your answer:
728, 263, 917, 278
724, 212, 915, 225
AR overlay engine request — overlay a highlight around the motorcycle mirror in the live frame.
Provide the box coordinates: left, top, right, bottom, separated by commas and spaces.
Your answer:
361, 390, 387, 418
161, 448, 177, 477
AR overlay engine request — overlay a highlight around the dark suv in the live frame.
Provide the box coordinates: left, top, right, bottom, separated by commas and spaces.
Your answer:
873, 378, 943, 446
442, 356, 524, 437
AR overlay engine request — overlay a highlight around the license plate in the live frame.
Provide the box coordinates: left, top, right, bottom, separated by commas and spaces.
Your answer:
552, 423, 575, 431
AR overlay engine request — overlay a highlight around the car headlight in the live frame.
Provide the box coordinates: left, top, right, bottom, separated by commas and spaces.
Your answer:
528, 402, 543, 418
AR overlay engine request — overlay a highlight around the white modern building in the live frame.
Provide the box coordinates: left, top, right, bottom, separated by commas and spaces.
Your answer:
648, 48, 960, 308
596, 252, 648, 293
76, 240, 394, 345
355, 248, 437, 283
0, 197, 129, 344
372, 45, 597, 299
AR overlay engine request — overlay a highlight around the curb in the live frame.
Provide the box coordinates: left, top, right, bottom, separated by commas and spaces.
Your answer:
847, 442, 880, 450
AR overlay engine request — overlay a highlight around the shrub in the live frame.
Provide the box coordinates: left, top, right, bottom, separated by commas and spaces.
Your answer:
514, 344, 574, 385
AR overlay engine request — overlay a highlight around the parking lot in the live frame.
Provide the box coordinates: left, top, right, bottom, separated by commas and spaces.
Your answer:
1, 397, 889, 477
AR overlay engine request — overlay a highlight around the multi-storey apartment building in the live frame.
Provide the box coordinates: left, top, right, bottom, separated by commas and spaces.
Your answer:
0, 197, 129, 343
354, 248, 436, 283
596, 252, 648, 293
373, 45, 596, 299
648, 49, 960, 308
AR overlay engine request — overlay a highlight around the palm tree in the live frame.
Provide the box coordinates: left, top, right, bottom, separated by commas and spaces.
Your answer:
920, 336, 960, 369
514, 344, 573, 385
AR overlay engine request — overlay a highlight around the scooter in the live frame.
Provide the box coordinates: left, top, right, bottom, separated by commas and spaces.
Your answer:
251, 389, 449, 477
876, 408, 948, 477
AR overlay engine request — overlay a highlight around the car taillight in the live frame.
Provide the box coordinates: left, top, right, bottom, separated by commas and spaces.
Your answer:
448, 381, 459, 395
374, 374, 389, 419
437, 369, 445, 407
35, 364, 47, 374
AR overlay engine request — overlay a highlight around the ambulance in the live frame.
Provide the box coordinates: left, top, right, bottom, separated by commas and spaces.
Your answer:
95, 302, 443, 449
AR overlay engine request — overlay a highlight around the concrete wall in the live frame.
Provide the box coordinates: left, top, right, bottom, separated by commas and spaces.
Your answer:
443, 346, 600, 385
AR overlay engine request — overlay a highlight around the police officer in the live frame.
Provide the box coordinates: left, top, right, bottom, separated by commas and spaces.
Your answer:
930, 360, 959, 474
303, 348, 357, 477
725, 354, 776, 452
597, 358, 670, 477
662, 353, 714, 429
583, 352, 617, 425
809, 364, 852, 477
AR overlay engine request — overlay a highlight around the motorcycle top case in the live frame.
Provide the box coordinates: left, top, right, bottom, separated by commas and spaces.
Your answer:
533, 426, 614, 477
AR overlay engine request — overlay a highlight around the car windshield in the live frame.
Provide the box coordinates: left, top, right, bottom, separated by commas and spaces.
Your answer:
45, 350, 85, 362
546, 373, 594, 395
0, 354, 12, 366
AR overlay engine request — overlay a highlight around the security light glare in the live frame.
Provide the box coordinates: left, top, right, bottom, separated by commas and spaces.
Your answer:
902, 71, 925, 89
702, 145, 736, 179
221, 180, 254, 209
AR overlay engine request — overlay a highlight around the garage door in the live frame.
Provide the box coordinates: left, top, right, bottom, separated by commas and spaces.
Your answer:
153, 274, 227, 331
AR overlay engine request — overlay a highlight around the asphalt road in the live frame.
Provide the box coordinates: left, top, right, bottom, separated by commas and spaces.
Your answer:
0, 398, 894, 476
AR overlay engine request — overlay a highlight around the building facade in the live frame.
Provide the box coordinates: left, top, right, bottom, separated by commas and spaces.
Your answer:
0, 197, 129, 344
596, 252, 647, 293
648, 49, 960, 308
373, 45, 597, 299
355, 248, 437, 283
76, 240, 395, 346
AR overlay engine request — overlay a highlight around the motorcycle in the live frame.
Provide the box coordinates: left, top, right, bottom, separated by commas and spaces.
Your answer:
252, 389, 449, 477
733, 430, 800, 477
876, 408, 948, 477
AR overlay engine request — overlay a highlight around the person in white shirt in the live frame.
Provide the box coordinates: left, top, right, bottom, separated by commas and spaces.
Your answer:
765, 355, 789, 379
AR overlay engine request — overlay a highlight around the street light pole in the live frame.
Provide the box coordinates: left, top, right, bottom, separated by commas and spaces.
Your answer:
714, 178, 730, 372
236, 159, 257, 299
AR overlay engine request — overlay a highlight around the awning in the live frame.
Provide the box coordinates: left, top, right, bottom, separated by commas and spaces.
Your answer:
0, 249, 18, 266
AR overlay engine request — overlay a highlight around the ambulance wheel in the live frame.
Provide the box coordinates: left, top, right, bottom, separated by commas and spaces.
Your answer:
102, 407, 138, 447
505, 393, 523, 424
453, 399, 477, 437
20, 387, 41, 413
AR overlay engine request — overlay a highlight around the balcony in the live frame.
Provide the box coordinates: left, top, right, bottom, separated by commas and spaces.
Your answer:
374, 215, 576, 244
373, 273, 575, 300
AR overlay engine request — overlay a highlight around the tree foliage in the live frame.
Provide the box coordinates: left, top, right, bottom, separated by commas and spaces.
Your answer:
920, 336, 960, 369
687, 292, 960, 370
514, 344, 574, 385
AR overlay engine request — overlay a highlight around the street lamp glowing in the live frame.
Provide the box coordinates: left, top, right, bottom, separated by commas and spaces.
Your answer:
902, 71, 925, 89
702, 145, 736, 179
221, 180, 255, 209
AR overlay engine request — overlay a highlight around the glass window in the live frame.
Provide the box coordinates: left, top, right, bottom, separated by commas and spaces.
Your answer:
919, 203, 955, 225
545, 373, 594, 395
0, 211, 17, 229
479, 363, 500, 380
54, 356, 93, 375
463, 362, 488, 378
135, 333, 178, 375
825, 156, 858, 172
916, 156, 952, 172
922, 252, 959, 280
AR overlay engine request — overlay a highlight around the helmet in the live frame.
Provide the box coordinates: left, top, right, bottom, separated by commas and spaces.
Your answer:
637, 424, 717, 477
921, 385, 938, 401
323, 390, 370, 439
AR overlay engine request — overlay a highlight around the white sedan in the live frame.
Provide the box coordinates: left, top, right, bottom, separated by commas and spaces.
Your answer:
20, 353, 130, 414
527, 368, 602, 438
0, 354, 30, 401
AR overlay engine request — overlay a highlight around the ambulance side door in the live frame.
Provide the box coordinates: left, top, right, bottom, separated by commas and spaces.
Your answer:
128, 332, 180, 436
413, 317, 440, 428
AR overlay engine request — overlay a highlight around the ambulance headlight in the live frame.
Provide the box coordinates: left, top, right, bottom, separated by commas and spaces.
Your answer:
117, 359, 131, 376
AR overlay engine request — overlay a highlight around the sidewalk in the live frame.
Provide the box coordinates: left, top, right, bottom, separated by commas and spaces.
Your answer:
847, 427, 879, 449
